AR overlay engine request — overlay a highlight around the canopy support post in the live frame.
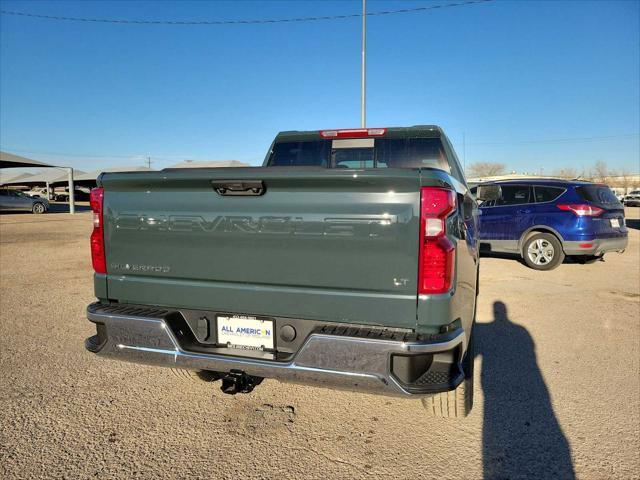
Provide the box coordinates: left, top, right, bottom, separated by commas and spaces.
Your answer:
67, 167, 75, 214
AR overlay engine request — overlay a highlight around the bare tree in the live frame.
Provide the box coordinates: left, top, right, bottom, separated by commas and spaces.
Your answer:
619, 168, 631, 193
592, 160, 610, 184
466, 162, 506, 178
582, 167, 594, 182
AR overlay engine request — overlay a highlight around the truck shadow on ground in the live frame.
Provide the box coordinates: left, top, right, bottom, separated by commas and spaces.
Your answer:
475, 301, 575, 480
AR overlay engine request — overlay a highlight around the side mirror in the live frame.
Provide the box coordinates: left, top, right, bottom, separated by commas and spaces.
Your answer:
476, 184, 501, 203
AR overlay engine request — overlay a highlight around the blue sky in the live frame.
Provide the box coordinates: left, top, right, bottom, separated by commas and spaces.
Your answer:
1, 0, 638, 173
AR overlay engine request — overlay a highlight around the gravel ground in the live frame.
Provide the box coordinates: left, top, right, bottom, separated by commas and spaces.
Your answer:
1, 208, 638, 480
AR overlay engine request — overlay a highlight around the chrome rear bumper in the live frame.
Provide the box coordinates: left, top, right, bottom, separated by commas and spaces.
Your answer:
86, 303, 466, 397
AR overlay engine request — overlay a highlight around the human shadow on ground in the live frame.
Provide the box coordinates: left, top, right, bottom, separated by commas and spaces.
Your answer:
476, 301, 575, 479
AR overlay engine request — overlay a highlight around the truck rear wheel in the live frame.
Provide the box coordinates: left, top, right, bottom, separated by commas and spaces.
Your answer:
421, 334, 474, 418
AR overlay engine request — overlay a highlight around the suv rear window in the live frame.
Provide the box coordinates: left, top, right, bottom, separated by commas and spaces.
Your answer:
576, 186, 619, 205
268, 137, 449, 170
534, 186, 565, 203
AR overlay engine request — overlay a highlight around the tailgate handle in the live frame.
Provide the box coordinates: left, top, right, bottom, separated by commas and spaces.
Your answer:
211, 180, 265, 196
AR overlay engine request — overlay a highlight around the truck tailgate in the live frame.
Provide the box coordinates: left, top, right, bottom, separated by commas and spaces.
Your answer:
100, 168, 421, 328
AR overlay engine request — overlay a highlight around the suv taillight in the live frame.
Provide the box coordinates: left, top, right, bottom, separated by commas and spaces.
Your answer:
90, 188, 106, 274
418, 187, 456, 295
557, 204, 603, 217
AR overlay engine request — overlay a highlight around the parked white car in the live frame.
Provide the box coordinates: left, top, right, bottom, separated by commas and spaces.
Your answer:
623, 190, 640, 207
25, 187, 51, 200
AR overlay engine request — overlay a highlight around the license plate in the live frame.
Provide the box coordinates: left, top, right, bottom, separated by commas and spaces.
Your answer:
610, 218, 620, 228
217, 315, 274, 351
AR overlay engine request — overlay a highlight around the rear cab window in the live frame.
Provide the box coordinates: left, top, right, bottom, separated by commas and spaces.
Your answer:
269, 141, 330, 167
331, 138, 375, 168
267, 133, 451, 171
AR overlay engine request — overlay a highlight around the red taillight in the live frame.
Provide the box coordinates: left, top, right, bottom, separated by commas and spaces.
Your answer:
90, 187, 106, 274
319, 128, 387, 138
418, 187, 456, 295
557, 204, 604, 216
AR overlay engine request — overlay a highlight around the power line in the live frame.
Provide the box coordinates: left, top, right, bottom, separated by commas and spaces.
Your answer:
0, 148, 251, 168
0, 1, 492, 26
467, 133, 640, 146
0, 147, 187, 160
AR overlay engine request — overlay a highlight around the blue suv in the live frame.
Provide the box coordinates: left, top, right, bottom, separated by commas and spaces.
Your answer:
476, 180, 628, 270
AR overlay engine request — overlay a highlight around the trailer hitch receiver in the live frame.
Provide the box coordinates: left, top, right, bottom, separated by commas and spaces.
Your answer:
220, 370, 264, 395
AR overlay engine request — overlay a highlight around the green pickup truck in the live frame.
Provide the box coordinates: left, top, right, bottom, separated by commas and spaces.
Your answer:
85, 126, 480, 417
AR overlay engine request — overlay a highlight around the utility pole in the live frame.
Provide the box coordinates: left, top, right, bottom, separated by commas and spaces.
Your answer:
361, 0, 366, 128
146, 156, 153, 169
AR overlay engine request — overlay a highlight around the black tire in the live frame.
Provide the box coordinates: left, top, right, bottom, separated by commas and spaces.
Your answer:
32, 203, 46, 214
421, 331, 474, 418
522, 232, 564, 270
171, 369, 222, 382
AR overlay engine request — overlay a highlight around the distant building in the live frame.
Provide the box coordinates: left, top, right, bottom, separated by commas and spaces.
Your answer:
467, 173, 564, 184
602, 174, 640, 195
68, 166, 153, 184
167, 160, 250, 169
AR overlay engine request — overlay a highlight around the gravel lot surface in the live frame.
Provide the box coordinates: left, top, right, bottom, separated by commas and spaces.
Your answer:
1, 208, 638, 479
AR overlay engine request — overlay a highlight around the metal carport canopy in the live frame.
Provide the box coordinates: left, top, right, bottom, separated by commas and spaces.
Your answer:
1, 169, 85, 186
0, 151, 77, 214
0, 151, 57, 168
0, 171, 36, 185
